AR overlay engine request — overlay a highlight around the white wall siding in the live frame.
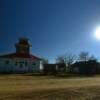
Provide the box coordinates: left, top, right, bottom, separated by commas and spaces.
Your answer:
0, 58, 42, 73
31, 60, 41, 72
40, 60, 43, 72
0, 58, 12, 73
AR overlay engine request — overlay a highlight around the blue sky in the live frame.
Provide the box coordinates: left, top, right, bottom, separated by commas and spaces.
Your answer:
1, 0, 100, 62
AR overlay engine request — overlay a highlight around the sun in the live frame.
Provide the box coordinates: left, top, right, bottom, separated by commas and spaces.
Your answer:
95, 26, 100, 40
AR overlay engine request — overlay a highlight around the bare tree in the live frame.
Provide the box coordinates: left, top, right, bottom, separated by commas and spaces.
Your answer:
78, 52, 89, 61
41, 57, 49, 64
56, 54, 75, 67
89, 55, 97, 61
56, 55, 66, 64
78, 52, 97, 62
65, 54, 75, 67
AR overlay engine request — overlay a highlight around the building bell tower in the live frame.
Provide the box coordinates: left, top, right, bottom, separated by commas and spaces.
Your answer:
15, 37, 31, 54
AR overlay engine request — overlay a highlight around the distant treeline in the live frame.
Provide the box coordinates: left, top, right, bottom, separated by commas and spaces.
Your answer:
42, 52, 100, 75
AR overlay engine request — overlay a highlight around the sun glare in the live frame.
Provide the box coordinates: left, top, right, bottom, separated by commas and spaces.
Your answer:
95, 26, 100, 40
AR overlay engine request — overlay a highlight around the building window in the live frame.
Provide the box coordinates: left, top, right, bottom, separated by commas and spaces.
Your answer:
32, 62, 36, 66
20, 61, 24, 64
15, 61, 25, 67
0, 60, 2, 64
25, 61, 27, 66
19, 63, 23, 68
15, 62, 18, 66
5, 60, 9, 64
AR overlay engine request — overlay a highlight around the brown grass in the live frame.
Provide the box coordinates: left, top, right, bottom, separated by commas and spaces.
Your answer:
0, 74, 100, 100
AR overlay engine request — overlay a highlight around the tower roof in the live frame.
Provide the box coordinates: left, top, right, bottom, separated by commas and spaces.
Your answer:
15, 37, 32, 54
0, 37, 41, 61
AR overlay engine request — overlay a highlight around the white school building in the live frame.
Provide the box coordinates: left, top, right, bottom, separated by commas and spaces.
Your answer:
0, 38, 43, 73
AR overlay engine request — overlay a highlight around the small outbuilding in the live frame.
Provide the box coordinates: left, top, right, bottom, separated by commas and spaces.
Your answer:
43, 63, 66, 74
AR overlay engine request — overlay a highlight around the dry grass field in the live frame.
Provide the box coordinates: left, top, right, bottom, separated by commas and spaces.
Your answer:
0, 74, 100, 100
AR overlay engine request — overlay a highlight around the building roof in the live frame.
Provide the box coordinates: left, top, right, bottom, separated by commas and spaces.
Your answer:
0, 53, 41, 60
